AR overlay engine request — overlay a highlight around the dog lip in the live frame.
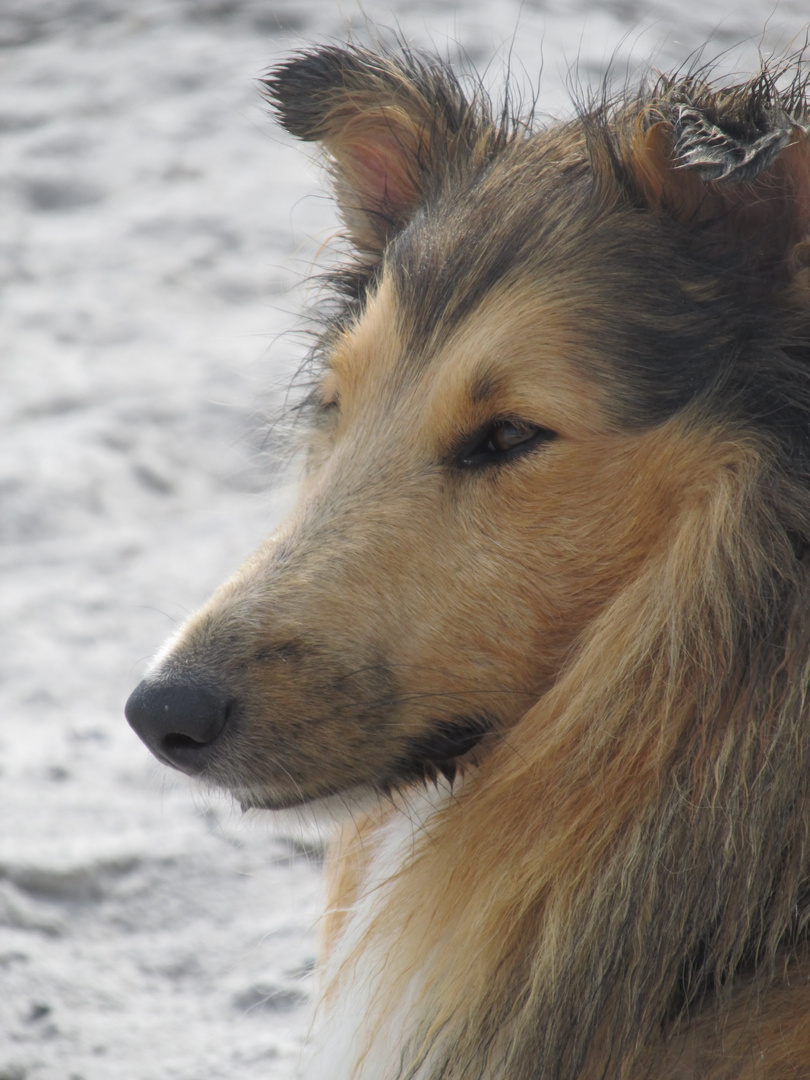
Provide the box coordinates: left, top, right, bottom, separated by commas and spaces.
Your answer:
238, 793, 297, 812
237, 786, 335, 812
391, 715, 493, 785
407, 716, 490, 761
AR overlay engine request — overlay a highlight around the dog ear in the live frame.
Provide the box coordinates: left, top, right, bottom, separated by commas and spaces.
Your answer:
629, 75, 810, 294
263, 46, 487, 257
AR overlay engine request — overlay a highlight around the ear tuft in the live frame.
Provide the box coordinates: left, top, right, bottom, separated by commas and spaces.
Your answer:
669, 89, 793, 183
626, 65, 810, 293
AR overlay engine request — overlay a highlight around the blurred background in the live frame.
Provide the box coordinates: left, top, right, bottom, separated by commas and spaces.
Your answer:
1, 2, 807, 1077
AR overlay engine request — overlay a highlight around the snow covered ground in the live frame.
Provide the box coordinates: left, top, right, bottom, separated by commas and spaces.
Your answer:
1, 1, 807, 1078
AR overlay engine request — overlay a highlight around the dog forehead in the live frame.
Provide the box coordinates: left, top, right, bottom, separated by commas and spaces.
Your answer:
328, 268, 607, 438
427, 281, 611, 437
328, 135, 593, 390
384, 133, 594, 352
325, 123, 712, 433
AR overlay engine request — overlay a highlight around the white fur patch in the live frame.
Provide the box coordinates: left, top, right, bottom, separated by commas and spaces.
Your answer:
300, 784, 456, 1080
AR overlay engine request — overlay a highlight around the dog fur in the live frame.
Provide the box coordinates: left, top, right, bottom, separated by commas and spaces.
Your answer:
126, 42, 810, 1080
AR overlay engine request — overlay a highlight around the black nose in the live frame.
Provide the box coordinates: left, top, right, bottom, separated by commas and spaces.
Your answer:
125, 678, 231, 774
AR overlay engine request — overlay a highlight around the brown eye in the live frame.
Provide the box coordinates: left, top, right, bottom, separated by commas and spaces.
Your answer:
487, 421, 537, 453
456, 419, 557, 468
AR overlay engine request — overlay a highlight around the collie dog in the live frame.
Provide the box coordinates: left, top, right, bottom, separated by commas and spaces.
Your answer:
126, 42, 810, 1079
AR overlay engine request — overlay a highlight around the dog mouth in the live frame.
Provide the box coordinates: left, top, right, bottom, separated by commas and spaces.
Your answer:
235, 715, 494, 813
385, 715, 492, 790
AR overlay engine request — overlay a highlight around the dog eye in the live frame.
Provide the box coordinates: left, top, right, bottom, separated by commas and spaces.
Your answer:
457, 420, 557, 467
488, 421, 537, 452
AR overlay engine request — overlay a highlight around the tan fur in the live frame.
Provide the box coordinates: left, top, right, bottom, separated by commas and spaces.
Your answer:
126, 44, 810, 1080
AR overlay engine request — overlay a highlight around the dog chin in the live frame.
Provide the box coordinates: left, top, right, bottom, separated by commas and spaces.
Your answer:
234, 774, 461, 826
235, 782, 386, 820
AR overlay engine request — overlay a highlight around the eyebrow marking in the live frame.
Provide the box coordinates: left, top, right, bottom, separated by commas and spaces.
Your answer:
469, 370, 504, 405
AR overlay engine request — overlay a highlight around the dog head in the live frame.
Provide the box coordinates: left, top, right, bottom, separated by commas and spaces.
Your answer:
126, 46, 810, 812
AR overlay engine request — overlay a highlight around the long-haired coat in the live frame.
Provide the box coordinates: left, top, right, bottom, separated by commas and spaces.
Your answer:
126, 42, 810, 1079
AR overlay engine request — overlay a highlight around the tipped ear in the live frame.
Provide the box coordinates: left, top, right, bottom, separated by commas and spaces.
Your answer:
629, 74, 810, 289
263, 46, 491, 257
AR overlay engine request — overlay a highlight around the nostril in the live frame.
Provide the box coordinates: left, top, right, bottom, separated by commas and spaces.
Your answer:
164, 732, 210, 753
125, 677, 232, 775
163, 730, 210, 756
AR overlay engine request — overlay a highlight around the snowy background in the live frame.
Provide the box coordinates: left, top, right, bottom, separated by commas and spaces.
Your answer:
1, 1, 807, 1078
